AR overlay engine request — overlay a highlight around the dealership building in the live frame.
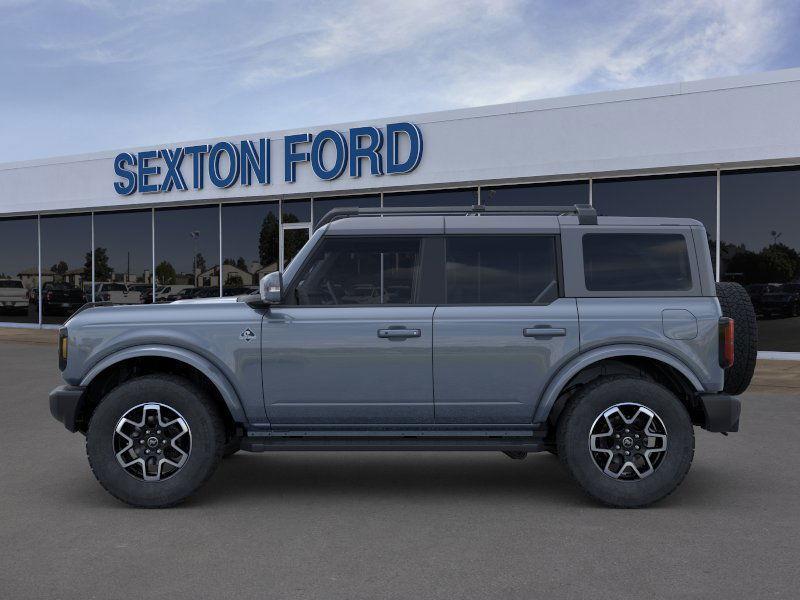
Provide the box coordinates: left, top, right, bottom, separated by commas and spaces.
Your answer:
1, 68, 799, 356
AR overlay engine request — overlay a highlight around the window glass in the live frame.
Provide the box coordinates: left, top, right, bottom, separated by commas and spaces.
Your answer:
593, 173, 717, 274
221, 202, 278, 296
583, 233, 692, 292
720, 167, 800, 352
93, 210, 152, 303
282, 199, 311, 223
0, 217, 38, 324
313, 195, 380, 227
383, 188, 477, 208
445, 236, 558, 304
482, 181, 588, 206
40, 214, 91, 324
293, 237, 421, 305
155, 205, 219, 296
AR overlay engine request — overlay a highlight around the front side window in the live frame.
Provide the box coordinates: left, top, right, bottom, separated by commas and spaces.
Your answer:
445, 236, 559, 304
293, 237, 422, 305
583, 233, 692, 292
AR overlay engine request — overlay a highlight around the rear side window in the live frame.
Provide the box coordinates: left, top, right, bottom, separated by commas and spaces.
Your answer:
445, 236, 559, 304
583, 233, 692, 291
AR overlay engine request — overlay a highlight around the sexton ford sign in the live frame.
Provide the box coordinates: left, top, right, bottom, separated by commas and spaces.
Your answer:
112, 122, 423, 196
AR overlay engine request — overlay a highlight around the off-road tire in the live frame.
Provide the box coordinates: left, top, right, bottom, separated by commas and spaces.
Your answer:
86, 374, 225, 508
715, 281, 758, 395
557, 376, 694, 508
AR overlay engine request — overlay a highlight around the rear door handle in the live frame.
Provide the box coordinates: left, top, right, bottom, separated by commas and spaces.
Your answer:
523, 327, 567, 338
378, 328, 422, 339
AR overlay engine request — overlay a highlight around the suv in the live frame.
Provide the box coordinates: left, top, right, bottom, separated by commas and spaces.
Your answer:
49, 205, 757, 508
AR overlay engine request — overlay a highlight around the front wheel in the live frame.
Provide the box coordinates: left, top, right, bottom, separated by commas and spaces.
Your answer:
557, 376, 694, 508
86, 374, 225, 508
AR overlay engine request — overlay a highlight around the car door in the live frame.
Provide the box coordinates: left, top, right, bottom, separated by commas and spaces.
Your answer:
433, 231, 579, 424
261, 235, 436, 425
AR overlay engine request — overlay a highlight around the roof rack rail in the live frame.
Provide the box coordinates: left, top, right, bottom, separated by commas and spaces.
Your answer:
314, 203, 597, 230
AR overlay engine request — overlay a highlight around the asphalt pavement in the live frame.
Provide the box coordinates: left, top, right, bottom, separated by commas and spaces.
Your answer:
1, 341, 799, 600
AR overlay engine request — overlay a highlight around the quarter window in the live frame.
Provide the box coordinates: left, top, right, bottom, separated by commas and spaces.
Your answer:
583, 233, 692, 291
445, 236, 559, 304
293, 237, 422, 305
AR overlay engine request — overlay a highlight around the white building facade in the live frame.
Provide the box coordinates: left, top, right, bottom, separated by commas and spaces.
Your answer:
1, 69, 799, 355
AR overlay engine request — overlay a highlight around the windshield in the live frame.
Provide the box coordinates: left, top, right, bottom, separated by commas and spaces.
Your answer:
0, 280, 23, 288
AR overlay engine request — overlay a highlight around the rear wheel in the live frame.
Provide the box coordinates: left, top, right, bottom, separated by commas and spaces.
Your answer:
86, 374, 225, 508
557, 376, 694, 508
715, 281, 757, 395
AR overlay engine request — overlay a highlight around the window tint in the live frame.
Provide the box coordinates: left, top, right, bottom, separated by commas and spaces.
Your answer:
293, 237, 421, 305
583, 233, 692, 291
445, 236, 559, 304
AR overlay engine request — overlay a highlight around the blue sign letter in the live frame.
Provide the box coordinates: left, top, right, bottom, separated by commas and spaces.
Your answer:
113, 152, 137, 195
183, 145, 210, 190
386, 122, 423, 175
137, 150, 161, 193
159, 148, 187, 192
311, 130, 347, 181
240, 139, 270, 186
209, 142, 240, 188
284, 133, 311, 183
349, 127, 383, 177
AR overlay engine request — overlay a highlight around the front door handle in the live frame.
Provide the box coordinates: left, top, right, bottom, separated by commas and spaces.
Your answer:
523, 327, 567, 338
378, 328, 421, 339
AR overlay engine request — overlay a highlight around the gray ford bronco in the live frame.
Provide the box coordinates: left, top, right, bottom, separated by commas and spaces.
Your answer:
49, 204, 757, 508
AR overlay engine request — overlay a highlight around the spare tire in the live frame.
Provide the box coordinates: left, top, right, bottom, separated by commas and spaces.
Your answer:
715, 282, 758, 395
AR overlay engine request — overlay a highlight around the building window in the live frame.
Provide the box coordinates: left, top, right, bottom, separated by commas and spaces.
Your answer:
221, 201, 278, 296
482, 181, 589, 206
155, 205, 220, 297
93, 210, 153, 303
40, 213, 91, 325
593, 173, 717, 274
313, 195, 380, 227
383, 188, 477, 208
720, 167, 800, 352
0, 217, 39, 324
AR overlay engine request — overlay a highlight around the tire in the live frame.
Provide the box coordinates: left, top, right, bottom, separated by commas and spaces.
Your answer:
715, 282, 758, 395
557, 376, 694, 508
86, 374, 225, 508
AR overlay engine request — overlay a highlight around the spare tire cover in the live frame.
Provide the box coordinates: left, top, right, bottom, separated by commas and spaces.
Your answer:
715, 282, 758, 395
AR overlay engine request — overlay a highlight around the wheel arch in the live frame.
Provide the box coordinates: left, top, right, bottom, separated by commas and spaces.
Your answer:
534, 345, 704, 426
76, 345, 247, 434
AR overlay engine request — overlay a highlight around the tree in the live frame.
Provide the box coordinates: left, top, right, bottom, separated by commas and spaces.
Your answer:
236, 256, 248, 271
156, 261, 177, 285
84, 247, 113, 282
194, 253, 207, 273
258, 213, 279, 268
51, 261, 68, 276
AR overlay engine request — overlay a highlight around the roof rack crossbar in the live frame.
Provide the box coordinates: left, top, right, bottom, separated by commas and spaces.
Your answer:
315, 203, 597, 229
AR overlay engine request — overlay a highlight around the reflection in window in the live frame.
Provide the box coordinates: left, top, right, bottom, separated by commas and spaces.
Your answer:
383, 188, 477, 208
40, 214, 91, 324
155, 205, 219, 297
445, 236, 559, 304
721, 167, 800, 352
482, 181, 588, 206
313, 195, 380, 227
294, 237, 421, 305
282, 199, 311, 224
0, 217, 39, 324
93, 210, 152, 303
221, 202, 278, 296
593, 173, 717, 274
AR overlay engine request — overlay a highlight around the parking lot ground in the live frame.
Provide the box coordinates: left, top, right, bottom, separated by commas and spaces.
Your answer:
1, 341, 799, 600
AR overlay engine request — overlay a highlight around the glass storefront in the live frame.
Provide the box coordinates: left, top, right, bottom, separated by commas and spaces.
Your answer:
2, 171, 799, 352
720, 167, 800, 352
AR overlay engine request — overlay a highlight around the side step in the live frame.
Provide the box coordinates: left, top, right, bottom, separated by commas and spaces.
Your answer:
240, 435, 547, 453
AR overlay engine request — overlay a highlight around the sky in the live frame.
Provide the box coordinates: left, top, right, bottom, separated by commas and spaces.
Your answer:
1, 0, 798, 163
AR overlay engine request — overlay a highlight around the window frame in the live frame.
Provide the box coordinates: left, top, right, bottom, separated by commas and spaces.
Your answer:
282, 234, 435, 307
441, 234, 563, 306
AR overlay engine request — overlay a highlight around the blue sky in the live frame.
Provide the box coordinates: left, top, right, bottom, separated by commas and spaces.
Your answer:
1, 0, 798, 163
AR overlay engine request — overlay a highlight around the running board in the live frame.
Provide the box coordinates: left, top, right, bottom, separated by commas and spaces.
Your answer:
240, 435, 547, 453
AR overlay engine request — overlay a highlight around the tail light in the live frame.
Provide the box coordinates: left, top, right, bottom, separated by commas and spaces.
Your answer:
719, 317, 734, 369
46, 291, 53, 302
102, 293, 110, 301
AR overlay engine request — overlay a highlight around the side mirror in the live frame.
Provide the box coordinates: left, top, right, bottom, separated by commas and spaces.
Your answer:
259, 271, 283, 304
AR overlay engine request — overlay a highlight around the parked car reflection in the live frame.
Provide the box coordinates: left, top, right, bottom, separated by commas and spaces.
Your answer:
31, 282, 85, 316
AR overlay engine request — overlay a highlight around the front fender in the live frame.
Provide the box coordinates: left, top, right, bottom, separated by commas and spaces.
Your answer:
80, 344, 248, 424
532, 344, 705, 423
